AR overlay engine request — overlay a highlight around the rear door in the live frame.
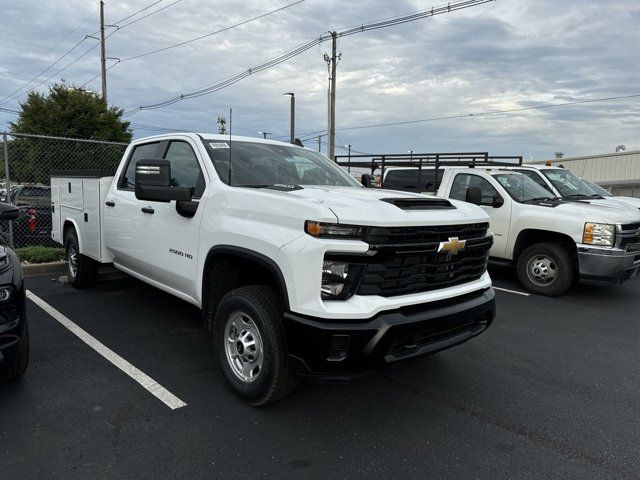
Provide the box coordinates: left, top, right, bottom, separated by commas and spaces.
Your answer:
137, 139, 207, 298
103, 141, 163, 272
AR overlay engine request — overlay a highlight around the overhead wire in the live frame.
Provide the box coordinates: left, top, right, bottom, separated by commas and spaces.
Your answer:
122, 0, 492, 116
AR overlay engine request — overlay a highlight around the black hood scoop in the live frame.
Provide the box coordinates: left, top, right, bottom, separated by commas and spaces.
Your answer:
381, 197, 455, 210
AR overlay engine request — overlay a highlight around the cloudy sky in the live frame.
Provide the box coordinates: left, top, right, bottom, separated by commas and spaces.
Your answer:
0, 0, 638, 160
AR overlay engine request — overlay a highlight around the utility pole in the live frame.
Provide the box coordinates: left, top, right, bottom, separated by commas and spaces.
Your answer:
99, 0, 107, 103
317, 134, 326, 152
328, 31, 338, 160
346, 144, 352, 173
283, 93, 295, 144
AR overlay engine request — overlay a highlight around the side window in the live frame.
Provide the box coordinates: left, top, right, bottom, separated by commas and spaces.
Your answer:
450, 173, 499, 205
119, 142, 161, 189
516, 170, 553, 193
164, 141, 205, 198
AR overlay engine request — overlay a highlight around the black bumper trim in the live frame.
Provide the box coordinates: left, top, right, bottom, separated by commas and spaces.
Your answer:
283, 288, 495, 378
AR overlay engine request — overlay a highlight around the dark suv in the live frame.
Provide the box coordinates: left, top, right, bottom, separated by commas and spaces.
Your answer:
0, 202, 28, 381
2, 185, 53, 247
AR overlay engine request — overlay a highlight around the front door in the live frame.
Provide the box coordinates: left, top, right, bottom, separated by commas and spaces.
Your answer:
137, 139, 208, 299
449, 172, 512, 258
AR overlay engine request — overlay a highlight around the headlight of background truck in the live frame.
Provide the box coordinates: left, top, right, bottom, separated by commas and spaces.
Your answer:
583, 223, 615, 246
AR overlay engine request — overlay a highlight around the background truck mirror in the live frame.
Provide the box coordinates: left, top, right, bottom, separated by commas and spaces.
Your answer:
361, 174, 375, 188
0, 203, 19, 221
135, 159, 193, 203
465, 186, 482, 205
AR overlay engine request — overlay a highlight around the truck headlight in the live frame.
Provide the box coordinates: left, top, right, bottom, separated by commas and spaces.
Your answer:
583, 223, 615, 246
305, 221, 364, 239
321, 260, 364, 300
0, 286, 11, 302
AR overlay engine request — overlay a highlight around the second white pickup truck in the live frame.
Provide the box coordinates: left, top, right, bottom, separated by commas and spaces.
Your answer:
434, 167, 640, 295
51, 133, 497, 405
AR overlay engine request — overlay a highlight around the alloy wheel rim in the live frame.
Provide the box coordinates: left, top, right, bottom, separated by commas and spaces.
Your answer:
526, 255, 558, 286
224, 311, 264, 383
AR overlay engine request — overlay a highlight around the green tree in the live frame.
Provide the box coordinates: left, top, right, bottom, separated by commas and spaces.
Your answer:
5, 84, 131, 183
10, 83, 131, 141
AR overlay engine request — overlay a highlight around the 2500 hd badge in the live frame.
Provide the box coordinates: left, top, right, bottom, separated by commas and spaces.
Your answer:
169, 248, 193, 260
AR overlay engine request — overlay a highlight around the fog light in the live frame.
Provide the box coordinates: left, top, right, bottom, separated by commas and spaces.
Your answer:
0, 287, 11, 302
327, 335, 350, 362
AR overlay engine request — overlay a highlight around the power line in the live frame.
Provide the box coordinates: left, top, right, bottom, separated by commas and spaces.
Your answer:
116, 0, 182, 29
119, 0, 305, 62
0, 7, 99, 94
0, 36, 95, 105
0, 106, 20, 115
122, 0, 491, 116
3, 0, 177, 105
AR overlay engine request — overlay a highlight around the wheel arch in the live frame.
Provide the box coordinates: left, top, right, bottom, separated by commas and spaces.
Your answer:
201, 245, 290, 330
62, 218, 83, 251
513, 229, 578, 266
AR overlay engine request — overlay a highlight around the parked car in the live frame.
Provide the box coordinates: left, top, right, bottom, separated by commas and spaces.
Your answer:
1, 185, 53, 247
0, 202, 29, 382
51, 133, 496, 405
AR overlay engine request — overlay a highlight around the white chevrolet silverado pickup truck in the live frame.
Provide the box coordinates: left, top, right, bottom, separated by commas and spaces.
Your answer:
435, 168, 640, 295
50, 133, 496, 405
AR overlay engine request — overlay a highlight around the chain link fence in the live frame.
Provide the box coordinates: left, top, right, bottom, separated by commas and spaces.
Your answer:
0, 132, 127, 249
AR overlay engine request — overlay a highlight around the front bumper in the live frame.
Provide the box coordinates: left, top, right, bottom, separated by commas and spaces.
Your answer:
283, 287, 495, 378
578, 244, 640, 283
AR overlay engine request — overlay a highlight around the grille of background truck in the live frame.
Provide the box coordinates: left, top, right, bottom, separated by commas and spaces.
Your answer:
358, 223, 492, 297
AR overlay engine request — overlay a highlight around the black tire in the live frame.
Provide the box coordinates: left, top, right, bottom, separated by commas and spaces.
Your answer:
0, 323, 29, 382
213, 285, 296, 406
516, 242, 574, 296
64, 229, 98, 289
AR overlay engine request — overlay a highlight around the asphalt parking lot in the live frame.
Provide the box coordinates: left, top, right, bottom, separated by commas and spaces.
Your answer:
1, 268, 639, 480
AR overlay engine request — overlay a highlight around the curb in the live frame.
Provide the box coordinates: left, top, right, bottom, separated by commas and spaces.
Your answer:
22, 261, 67, 278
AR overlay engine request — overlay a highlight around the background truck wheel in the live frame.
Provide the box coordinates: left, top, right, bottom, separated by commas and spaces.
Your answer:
0, 323, 29, 382
64, 229, 98, 288
214, 285, 296, 406
516, 242, 574, 296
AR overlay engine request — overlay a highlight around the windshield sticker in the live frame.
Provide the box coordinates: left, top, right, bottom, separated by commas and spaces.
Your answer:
209, 142, 229, 149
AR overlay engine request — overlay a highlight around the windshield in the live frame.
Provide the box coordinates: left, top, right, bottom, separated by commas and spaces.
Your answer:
584, 180, 613, 197
493, 173, 558, 203
541, 169, 601, 199
202, 140, 361, 188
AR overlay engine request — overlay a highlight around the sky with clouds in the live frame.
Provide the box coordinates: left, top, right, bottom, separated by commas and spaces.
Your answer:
0, 0, 638, 160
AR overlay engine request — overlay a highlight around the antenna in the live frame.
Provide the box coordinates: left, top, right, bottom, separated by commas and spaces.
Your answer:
228, 108, 232, 186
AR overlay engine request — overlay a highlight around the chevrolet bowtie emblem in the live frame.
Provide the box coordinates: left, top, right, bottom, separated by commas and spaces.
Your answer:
438, 237, 466, 255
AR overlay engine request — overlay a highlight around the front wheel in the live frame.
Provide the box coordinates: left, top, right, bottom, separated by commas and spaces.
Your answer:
516, 242, 574, 296
213, 285, 296, 406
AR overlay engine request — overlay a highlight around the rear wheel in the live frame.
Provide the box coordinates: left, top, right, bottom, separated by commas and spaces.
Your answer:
214, 285, 296, 406
516, 242, 574, 296
65, 229, 98, 288
0, 323, 29, 382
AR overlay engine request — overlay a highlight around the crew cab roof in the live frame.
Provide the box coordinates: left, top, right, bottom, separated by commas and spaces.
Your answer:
130, 132, 300, 149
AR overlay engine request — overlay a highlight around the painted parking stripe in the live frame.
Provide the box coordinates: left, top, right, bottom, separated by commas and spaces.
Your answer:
26, 290, 187, 410
493, 286, 530, 296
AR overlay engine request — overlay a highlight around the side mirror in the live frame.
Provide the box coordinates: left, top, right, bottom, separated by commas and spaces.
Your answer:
465, 186, 482, 205
493, 195, 504, 208
135, 159, 192, 202
361, 174, 375, 188
0, 203, 19, 221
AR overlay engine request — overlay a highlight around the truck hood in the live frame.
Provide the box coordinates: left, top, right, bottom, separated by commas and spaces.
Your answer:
256, 186, 489, 226
557, 199, 640, 224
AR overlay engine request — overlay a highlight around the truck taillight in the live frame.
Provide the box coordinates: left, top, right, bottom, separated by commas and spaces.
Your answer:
27, 208, 37, 232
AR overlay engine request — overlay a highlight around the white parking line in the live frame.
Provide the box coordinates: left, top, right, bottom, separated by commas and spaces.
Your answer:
493, 286, 530, 296
26, 290, 187, 410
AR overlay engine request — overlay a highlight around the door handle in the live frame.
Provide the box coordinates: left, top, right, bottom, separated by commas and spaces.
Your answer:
105, 200, 115, 207
141, 207, 155, 214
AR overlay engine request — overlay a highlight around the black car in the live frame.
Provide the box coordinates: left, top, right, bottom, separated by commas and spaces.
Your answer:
0, 203, 29, 382
0, 185, 53, 247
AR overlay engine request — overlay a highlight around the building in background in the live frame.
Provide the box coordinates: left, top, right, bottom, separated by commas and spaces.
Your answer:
538, 149, 640, 198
